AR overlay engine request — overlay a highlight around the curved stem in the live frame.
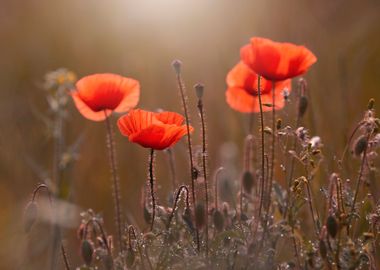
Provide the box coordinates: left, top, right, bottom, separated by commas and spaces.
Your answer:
104, 111, 124, 252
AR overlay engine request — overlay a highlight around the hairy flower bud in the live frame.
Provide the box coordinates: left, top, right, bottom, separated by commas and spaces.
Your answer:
326, 215, 338, 238
353, 135, 368, 156
195, 203, 206, 229
81, 240, 94, 266
194, 83, 204, 99
172, 60, 182, 74
212, 209, 224, 232
242, 171, 255, 194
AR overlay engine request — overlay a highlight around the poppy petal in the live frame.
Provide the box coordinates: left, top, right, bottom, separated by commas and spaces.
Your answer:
155, 111, 185, 126
129, 124, 167, 150
241, 37, 317, 81
71, 91, 111, 121
76, 73, 140, 112
159, 125, 193, 149
117, 109, 157, 136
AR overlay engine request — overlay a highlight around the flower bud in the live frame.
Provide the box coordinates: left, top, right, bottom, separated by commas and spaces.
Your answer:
242, 171, 255, 194
81, 240, 94, 266
353, 135, 368, 156
326, 215, 338, 238
195, 203, 206, 229
24, 201, 38, 233
212, 209, 224, 232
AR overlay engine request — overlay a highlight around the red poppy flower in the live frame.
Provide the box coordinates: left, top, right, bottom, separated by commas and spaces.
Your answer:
117, 109, 193, 150
226, 62, 291, 113
71, 73, 140, 121
240, 37, 317, 81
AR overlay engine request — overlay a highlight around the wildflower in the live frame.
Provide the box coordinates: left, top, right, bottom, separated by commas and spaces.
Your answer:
117, 109, 192, 150
225, 62, 291, 113
71, 73, 140, 121
240, 37, 317, 81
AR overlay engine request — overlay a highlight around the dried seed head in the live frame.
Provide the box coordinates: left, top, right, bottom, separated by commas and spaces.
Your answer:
368, 98, 375, 110
126, 248, 135, 267
195, 203, 206, 229
276, 118, 282, 130
326, 215, 338, 238
81, 240, 94, 266
194, 83, 204, 99
353, 135, 368, 156
24, 201, 38, 233
212, 209, 224, 232
298, 96, 308, 117
172, 60, 182, 74
242, 171, 255, 194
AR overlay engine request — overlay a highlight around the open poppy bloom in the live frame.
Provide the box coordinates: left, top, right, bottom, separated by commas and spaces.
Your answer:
71, 73, 140, 121
240, 37, 317, 81
226, 62, 291, 113
117, 109, 193, 150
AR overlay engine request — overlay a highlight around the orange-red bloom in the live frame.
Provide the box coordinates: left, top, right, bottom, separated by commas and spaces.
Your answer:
226, 62, 291, 113
71, 73, 140, 121
117, 109, 193, 150
240, 37, 317, 81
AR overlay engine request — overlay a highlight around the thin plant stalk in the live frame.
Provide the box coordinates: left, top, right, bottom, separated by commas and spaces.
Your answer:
257, 75, 266, 221
51, 110, 64, 270
172, 60, 200, 250
148, 148, 156, 231
104, 111, 124, 252
267, 81, 276, 212
196, 91, 209, 257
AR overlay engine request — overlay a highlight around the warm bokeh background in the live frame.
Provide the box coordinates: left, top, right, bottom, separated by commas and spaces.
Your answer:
1, 0, 380, 269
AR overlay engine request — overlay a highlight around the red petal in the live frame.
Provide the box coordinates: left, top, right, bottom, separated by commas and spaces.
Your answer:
75, 73, 140, 113
117, 109, 157, 137
241, 37, 317, 81
155, 111, 184, 126
71, 91, 111, 121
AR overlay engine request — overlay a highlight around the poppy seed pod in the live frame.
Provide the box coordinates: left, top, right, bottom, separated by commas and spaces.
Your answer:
195, 203, 206, 229
213, 209, 225, 232
298, 95, 308, 117
194, 83, 204, 99
326, 215, 338, 238
242, 171, 255, 194
81, 240, 94, 266
172, 60, 182, 74
354, 135, 368, 156
24, 201, 38, 233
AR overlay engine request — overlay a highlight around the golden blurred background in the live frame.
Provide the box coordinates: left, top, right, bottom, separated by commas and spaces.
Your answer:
1, 0, 380, 269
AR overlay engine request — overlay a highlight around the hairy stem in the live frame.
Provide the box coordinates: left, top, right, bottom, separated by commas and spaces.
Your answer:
257, 75, 266, 221
197, 96, 209, 257
104, 112, 124, 252
149, 148, 156, 231
172, 61, 200, 250
167, 185, 189, 230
